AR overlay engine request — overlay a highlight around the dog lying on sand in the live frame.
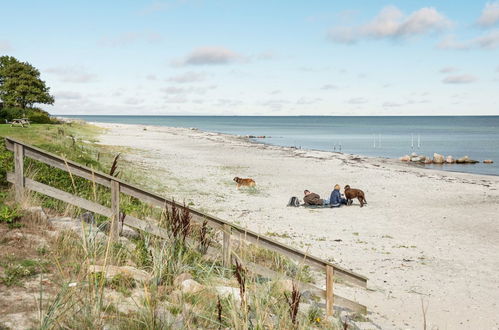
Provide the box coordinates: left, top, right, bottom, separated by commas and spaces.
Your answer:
233, 177, 256, 189
344, 185, 367, 207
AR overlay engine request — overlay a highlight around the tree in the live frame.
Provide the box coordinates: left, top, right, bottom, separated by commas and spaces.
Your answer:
0, 56, 54, 109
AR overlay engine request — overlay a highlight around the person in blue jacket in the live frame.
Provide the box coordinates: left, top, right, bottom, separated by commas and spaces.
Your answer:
330, 184, 347, 208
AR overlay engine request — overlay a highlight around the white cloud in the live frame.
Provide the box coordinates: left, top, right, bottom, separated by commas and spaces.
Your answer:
138, 1, 171, 15
329, 6, 451, 43
167, 71, 206, 83
0, 40, 12, 51
161, 85, 216, 95
442, 74, 477, 84
476, 29, 499, 48
347, 97, 368, 104
438, 30, 499, 50
45, 66, 97, 83
173, 47, 244, 66
146, 74, 157, 80
440, 66, 458, 73
124, 97, 144, 105
296, 97, 322, 105
383, 102, 404, 107
478, 2, 499, 27
320, 84, 338, 90
54, 91, 82, 100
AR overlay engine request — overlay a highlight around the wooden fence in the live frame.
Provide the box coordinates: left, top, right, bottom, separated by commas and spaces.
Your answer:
4, 137, 368, 315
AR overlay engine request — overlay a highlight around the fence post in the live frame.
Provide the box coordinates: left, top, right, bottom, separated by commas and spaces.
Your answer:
326, 265, 334, 316
110, 180, 120, 241
223, 224, 232, 268
14, 143, 25, 202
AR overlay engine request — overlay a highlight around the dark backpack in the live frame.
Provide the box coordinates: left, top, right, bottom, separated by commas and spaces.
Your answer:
287, 196, 300, 207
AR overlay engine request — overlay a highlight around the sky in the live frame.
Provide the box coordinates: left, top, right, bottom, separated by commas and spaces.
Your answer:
0, 0, 498, 116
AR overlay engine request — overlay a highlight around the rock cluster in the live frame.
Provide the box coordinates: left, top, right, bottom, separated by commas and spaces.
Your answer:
399, 152, 488, 165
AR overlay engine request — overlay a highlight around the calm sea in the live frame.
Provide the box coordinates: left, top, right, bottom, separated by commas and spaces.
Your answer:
62, 116, 499, 176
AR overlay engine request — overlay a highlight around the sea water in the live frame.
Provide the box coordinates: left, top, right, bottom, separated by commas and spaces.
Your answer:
62, 115, 499, 176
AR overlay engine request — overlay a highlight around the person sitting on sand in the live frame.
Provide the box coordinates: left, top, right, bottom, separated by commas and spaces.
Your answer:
329, 184, 347, 208
303, 190, 327, 205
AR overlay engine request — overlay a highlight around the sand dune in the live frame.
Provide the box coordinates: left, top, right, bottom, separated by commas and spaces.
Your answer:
94, 122, 499, 330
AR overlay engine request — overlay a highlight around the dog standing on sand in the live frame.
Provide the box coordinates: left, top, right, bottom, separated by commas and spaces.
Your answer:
233, 177, 256, 189
344, 185, 367, 207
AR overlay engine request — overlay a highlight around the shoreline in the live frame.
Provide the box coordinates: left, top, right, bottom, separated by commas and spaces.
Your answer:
88, 120, 499, 330
84, 119, 498, 179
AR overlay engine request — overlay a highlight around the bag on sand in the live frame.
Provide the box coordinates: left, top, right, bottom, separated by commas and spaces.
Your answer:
287, 196, 300, 207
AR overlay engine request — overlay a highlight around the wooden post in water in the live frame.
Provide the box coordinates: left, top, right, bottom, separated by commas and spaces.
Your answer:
110, 180, 120, 240
326, 265, 335, 316
14, 143, 25, 202
223, 224, 232, 268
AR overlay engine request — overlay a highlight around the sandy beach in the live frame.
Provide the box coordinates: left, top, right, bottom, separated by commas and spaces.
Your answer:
93, 122, 499, 330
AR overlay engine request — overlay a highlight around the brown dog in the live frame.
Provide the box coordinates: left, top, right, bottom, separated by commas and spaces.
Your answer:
233, 177, 256, 189
344, 185, 367, 207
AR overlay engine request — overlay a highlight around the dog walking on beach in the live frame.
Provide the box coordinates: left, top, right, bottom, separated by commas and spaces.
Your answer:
233, 177, 256, 189
344, 185, 367, 207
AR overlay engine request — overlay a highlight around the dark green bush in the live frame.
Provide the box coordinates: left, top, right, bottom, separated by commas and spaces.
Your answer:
0, 106, 53, 124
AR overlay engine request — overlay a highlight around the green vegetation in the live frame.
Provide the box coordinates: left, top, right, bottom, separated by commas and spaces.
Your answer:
0, 56, 54, 109
0, 204, 22, 223
0, 257, 48, 286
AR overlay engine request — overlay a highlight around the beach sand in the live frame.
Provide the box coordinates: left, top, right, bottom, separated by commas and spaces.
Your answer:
93, 122, 499, 330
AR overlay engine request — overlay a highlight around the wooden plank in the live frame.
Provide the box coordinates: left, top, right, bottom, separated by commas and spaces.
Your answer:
14, 143, 24, 202
326, 265, 334, 316
110, 180, 120, 240
4, 137, 367, 287
24, 148, 111, 188
240, 258, 367, 313
223, 224, 232, 268
7, 176, 113, 218
123, 214, 169, 239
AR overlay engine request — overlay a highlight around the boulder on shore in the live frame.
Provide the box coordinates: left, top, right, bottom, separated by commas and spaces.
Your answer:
446, 156, 455, 164
399, 155, 411, 162
433, 153, 445, 164
483, 159, 494, 164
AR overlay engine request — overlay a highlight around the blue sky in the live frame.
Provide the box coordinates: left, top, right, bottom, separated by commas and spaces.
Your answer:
1, 0, 498, 115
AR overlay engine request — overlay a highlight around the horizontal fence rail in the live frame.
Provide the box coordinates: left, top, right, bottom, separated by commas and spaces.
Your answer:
4, 137, 368, 314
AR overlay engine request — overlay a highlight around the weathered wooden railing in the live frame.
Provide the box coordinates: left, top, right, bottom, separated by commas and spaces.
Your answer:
4, 137, 368, 315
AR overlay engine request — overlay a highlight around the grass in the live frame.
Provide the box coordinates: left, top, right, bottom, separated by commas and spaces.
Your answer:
0, 122, 349, 328
0, 257, 48, 286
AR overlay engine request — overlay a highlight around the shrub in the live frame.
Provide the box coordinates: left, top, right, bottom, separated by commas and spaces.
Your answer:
0, 204, 22, 223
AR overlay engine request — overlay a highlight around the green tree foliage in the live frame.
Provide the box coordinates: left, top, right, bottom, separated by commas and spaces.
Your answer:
0, 56, 54, 109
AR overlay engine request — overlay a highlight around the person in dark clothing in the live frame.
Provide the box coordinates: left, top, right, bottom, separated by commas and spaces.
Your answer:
303, 190, 324, 205
329, 184, 347, 208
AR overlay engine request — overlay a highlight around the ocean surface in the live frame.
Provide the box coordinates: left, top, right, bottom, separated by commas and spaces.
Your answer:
63, 115, 499, 176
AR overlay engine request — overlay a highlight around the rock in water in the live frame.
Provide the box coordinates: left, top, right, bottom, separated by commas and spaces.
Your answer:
433, 153, 445, 164
424, 158, 433, 164
483, 159, 494, 164
410, 152, 418, 157
446, 156, 455, 164
456, 156, 479, 164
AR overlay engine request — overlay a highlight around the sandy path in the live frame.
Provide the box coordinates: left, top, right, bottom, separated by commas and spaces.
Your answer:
94, 122, 499, 330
